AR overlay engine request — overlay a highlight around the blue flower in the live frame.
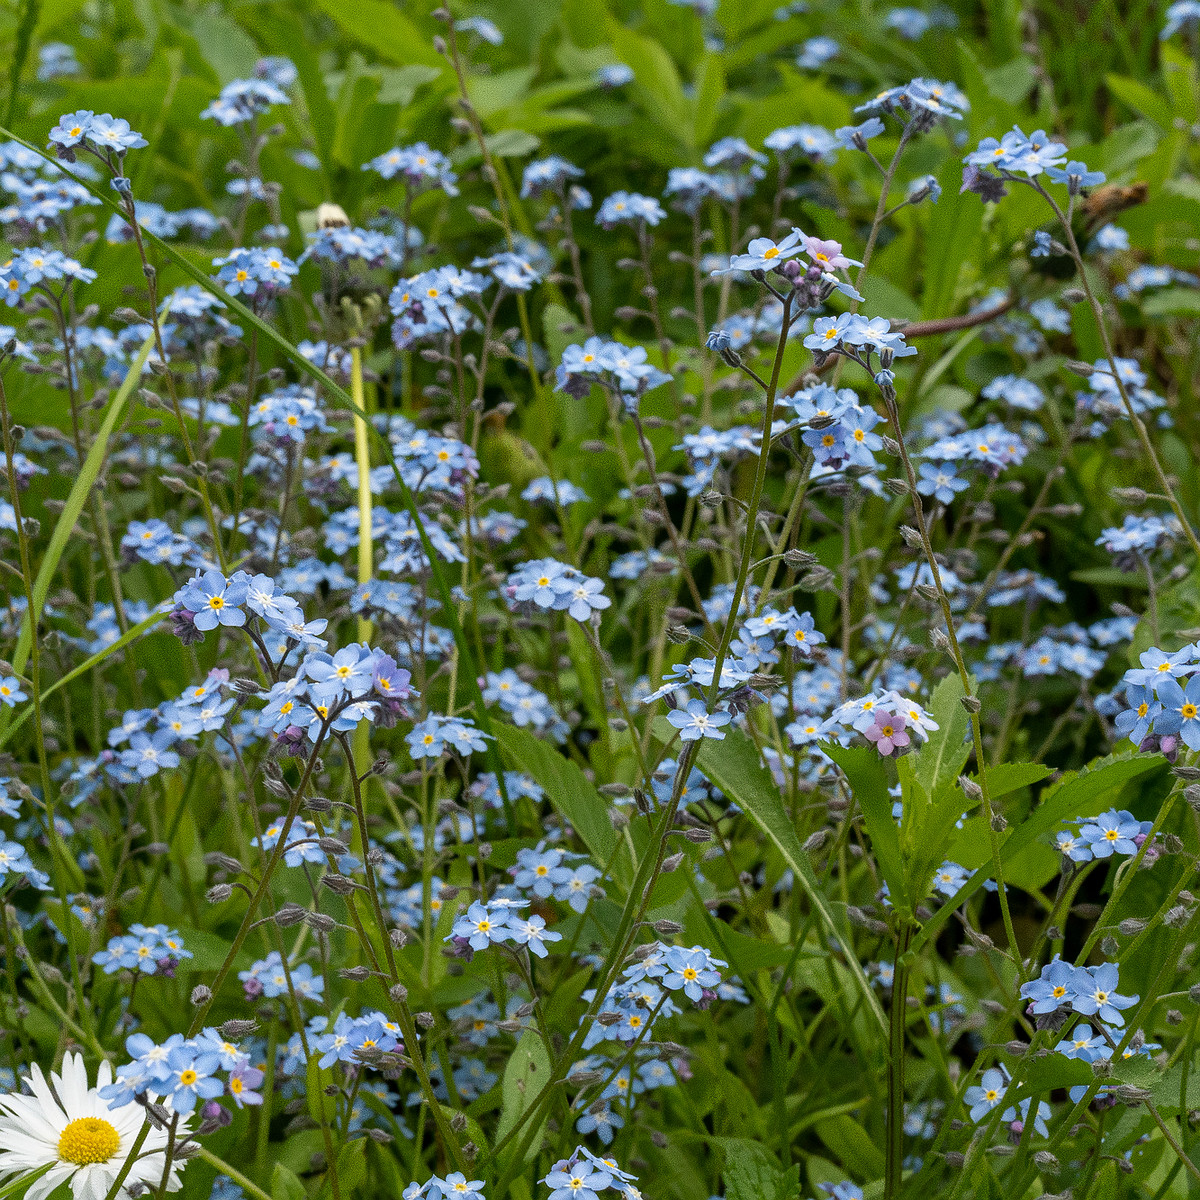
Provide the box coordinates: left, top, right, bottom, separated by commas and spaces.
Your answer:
666, 699, 732, 741
178, 569, 249, 630
718, 229, 805, 274
508, 914, 562, 958
964, 1066, 1010, 1121
1045, 161, 1106, 193
165, 1045, 223, 1112
1152, 673, 1200, 749
544, 1166, 612, 1200
1078, 810, 1142, 857
449, 900, 516, 950
1070, 963, 1138, 1026
596, 192, 666, 228
0, 677, 27, 707
1019, 957, 1079, 1013
915, 461, 968, 504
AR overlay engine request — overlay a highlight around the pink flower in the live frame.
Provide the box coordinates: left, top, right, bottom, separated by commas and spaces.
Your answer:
804, 236, 860, 271
864, 710, 910, 756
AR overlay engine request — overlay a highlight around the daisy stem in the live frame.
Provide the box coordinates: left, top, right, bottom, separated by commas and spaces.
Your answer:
194, 1146, 274, 1200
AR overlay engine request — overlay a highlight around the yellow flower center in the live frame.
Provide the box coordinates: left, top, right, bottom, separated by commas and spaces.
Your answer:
762, 246, 780, 259
208, 596, 225, 609
682, 967, 698, 980
58, 1116, 120, 1165
230, 1077, 244, 1094
179, 1068, 198, 1087
235, 269, 249, 281
1183, 703, 1197, 720
70, 126, 82, 137
1137, 703, 1148, 717
1051, 985, 1066, 998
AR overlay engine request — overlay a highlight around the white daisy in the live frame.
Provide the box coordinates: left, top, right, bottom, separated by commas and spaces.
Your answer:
0, 1051, 188, 1200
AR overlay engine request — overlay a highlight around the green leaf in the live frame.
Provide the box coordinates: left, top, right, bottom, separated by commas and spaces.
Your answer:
335, 1138, 367, 1195
311, 0, 444, 68
496, 1030, 552, 1157
814, 1114, 885, 1179
7, 329, 154, 682
483, 129, 541, 157
0, 609, 167, 750
693, 52, 725, 147
906, 753, 1167, 957
494, 725, 622, 880
1105, 73, 1175, 128
720, 1137, 783, 1200
680, 722, 888, 1036
607, 21, 690, 147
272, 1163, 307, 1200
823, 743, 910, 915
912, 674, 970, 804
980, 762, 1054, 801
1141, 287, 1200, 317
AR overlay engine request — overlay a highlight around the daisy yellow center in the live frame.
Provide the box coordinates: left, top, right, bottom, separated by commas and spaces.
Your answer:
58, 1116, 120, 1165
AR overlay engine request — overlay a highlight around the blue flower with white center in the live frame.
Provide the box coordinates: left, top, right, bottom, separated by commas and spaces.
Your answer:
964, 1066, 1010, 1121
1153, 673, 1200, 749
449, 900, 515, 950
666, 699, 731, 742
315, 1012, 360, 1068
1078, 810, 1142, 858
1045, 160, 1106, 193
165, 1044, 223, 1112
1114, 684, 1160, 745
87, 114, 149, 153
178, 569, 249, 631
660, 945, 724, 1001
596, 191, 665, 228
551, 862, 603, 912
1070, 963, 1138, 1026
509, 914, 562, 958
915, 461, 968, 504
1019, 957, 1080, 1013
1053, 829, 1092, 862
